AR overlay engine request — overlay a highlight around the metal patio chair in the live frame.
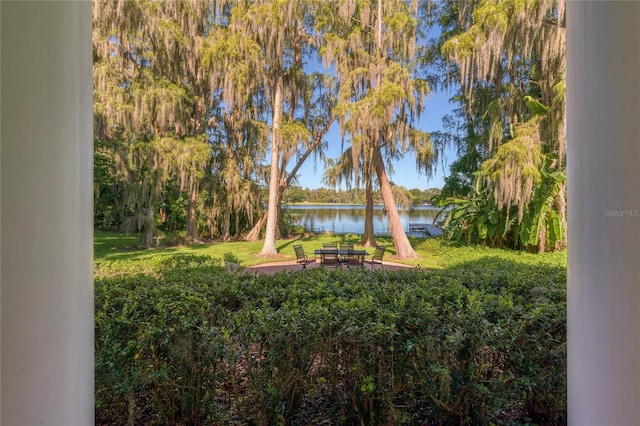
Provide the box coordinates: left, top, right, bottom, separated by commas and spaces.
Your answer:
346, 249, 365, 268
367, 245, 386, 270
320, 249, 340, 268
293, 244, 315, 269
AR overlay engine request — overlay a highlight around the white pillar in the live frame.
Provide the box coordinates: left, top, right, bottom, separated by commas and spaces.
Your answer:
1, 1, 94, 425
567, 2, 640, 425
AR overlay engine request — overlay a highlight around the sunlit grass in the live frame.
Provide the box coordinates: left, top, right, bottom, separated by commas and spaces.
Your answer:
94, 230, 567, 270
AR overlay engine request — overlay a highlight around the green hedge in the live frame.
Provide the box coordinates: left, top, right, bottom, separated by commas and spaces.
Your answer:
95, 255, 566, 425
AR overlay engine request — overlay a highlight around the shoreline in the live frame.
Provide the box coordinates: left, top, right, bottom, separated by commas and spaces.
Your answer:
285, 202, 438, 208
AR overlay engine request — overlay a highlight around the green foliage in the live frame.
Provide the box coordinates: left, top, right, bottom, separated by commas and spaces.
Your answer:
438, 137, 485, 200
222, 251, 241, 265
437, 94, 566, 252
96, 253, 566, 424
435, 0, 567, 254
516, 158, 567, 251
94, 142, 121, 229
282, 185, 440, 205
438, 151, 566, 252
524, 95, 550, 115
95, 259, 228, 424
437, 190, 510, 247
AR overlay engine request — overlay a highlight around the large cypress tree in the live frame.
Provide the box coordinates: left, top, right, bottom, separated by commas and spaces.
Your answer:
316, 0, 434, 257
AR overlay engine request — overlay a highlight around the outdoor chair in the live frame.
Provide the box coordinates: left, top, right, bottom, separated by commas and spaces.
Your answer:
323, 243, 338, 249
346, 249, 365, 268
368, 245, 386, 270
339, 244, 353, 266
320, 249, 340, 268
293, 244, 315, 269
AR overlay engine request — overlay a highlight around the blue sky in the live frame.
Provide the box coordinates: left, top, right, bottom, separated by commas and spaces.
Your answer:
291, 90, 458, 191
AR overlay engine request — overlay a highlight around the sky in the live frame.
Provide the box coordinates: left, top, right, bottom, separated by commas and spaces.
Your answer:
291, 90, 458, 191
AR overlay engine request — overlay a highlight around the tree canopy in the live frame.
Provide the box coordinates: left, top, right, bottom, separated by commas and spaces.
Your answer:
434, 0, 566, 252
93, 0, 567, 255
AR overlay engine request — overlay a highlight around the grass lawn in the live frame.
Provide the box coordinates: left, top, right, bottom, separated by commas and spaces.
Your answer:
94, 229, 567, 270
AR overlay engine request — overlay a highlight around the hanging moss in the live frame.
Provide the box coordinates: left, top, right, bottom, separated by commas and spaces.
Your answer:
438, 0, 566, 252
480, 117, 544, 224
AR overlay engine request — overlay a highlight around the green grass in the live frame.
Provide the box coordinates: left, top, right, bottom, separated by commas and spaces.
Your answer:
94, 230, 567, 270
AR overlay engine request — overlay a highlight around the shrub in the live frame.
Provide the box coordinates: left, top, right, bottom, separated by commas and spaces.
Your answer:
95, 260, 566, 425
223, 251, 241, 265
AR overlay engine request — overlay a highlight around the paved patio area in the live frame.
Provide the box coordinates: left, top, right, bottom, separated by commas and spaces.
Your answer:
244, 259, 416, 275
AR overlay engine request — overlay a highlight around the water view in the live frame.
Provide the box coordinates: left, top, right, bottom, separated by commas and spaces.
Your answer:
286, 204, 441, 236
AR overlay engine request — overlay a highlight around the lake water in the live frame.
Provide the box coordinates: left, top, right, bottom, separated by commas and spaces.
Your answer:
286, 204, 442, 236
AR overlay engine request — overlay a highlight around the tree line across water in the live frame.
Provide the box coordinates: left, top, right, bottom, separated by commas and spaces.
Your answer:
283, 186, 441, 206
93, 0, 566, 256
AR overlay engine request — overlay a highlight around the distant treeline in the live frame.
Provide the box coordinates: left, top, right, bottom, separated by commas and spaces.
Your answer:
283, 185, 441, 206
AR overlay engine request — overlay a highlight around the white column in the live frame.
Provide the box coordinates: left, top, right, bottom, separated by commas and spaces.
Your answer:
567, 2, 640, 425
1, 1, 94, 425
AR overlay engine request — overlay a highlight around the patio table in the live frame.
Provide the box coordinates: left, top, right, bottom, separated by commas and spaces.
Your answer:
314, 249, 369, 267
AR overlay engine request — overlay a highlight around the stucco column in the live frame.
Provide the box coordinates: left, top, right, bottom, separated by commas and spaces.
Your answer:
567, 2, 640, 425
1, 1, 94, 425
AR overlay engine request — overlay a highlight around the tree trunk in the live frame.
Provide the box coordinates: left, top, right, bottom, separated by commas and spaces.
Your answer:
245, 210, 267, 241
372, 0, 413, 256
259, 73, 283, 256
375, 154, 419, 259
358, 3, 384, 249
246, 187, 284, 241
245, 117, 335, 241
360, 173, 377, 247
140, 205, 157, 249
186, 177, 200, 242
234, 213, 241, 240
222, 204, 231, 242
